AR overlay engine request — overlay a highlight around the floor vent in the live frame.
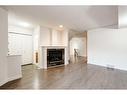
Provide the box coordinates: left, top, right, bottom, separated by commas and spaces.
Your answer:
106, 64, 115, 70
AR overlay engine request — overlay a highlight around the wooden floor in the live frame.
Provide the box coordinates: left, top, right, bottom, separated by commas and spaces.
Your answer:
1, 56, 127, 89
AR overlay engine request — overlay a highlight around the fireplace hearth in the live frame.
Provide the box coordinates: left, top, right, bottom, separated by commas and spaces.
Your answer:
47, 49, 64, 67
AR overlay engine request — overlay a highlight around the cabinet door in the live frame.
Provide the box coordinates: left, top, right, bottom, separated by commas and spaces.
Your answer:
21, 35, 33, 65
8, 33, 33, 65
8, 33, 22, 55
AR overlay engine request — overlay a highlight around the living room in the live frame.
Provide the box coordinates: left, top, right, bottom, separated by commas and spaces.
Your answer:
1, 5, 127, 90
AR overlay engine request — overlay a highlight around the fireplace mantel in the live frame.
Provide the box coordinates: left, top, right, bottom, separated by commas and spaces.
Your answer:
38, 46, 69, 69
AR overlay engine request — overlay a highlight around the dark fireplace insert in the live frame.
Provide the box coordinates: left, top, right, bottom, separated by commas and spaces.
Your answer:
47, 49, 64, 67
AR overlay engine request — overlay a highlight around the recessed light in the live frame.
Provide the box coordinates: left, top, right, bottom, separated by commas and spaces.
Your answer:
59, 25, 63, 28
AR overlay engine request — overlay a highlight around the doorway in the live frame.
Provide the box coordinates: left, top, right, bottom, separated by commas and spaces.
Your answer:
68, 30, 87, 63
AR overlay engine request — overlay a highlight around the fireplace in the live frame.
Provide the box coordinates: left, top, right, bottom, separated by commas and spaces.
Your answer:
39, 46, 68, 69
47, 49, 64, 67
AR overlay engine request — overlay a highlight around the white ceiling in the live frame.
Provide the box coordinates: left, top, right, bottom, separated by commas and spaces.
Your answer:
4, 6, 118, 31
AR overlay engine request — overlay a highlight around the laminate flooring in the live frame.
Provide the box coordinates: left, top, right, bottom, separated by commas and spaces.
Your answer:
1, 56, 127, 89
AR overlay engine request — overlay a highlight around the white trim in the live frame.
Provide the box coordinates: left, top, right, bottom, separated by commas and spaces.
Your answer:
88, 63, 127, 71
8, 75, 22, 82
0, 79, 7, 86
0, 75, 22, 86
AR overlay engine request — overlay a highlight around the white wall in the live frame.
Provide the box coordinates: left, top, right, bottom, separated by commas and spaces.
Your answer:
88, 28, 127, 71
33, 26, 68, 47
70, 37, 86, 57
52, 29, 61, 46
40, 27, 51, 46
52, 29, 68, 46
61, 29, 68, 46
0, 8, 8, 86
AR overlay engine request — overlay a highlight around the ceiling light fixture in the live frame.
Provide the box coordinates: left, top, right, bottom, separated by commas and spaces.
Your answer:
59, 25, 63, 28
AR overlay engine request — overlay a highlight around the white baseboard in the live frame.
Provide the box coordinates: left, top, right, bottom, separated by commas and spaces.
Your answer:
8, 75, 22, 82
0, 75, 22, 86
0, 79, 7, 86
88, 63, 127, 71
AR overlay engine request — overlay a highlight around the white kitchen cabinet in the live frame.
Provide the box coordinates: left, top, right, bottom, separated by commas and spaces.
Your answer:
8, 33, 33, 65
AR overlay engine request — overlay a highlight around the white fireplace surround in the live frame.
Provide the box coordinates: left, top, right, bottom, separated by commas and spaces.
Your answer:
39, 46, 69, 69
